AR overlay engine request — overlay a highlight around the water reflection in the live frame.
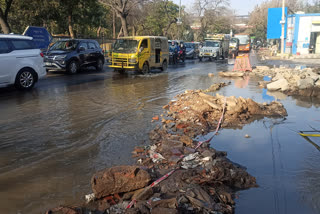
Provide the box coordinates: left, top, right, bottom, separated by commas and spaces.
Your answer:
235, 76, 250, 88
262, 88, 275, 101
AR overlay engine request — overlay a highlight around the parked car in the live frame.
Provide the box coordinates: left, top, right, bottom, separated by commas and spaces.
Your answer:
199, 35, 229, 61
44, 39, 104, 74
185, 42, 200, 59
0, 34, 46, 90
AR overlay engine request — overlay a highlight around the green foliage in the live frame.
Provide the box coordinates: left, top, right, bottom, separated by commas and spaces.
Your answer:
140, 0, 179, 36
7, 0, 110, 37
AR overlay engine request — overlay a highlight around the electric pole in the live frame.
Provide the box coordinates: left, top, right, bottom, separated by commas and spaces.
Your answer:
177, 0, 182, 40
281, 0, 285, 58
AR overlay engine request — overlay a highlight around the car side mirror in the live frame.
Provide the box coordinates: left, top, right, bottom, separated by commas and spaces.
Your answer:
79, 46, 85, 52
139, 47, 144, 53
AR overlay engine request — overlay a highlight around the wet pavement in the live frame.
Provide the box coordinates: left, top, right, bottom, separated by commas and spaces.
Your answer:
0, 54, 320, 214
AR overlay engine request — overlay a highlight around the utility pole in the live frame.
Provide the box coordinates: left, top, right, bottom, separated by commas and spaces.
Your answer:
281, 0, 286, 58
177, 0, 182, 40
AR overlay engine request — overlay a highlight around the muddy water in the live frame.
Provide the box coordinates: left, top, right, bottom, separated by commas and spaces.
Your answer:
0, 57, 320, 214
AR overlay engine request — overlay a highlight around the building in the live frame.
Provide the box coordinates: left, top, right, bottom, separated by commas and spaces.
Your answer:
286, 13, 320, 55
267, 8, 320, 55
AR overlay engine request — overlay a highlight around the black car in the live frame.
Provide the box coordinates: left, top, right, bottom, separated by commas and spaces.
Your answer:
44, 39, 104, 74
185, 42, 199, 59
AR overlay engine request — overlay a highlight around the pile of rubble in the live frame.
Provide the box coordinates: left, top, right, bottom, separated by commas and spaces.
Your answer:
252, 66, 320, 97
46, 89, 288, 214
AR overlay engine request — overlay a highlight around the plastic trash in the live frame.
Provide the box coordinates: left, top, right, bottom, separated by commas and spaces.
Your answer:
85, 193, 95, 203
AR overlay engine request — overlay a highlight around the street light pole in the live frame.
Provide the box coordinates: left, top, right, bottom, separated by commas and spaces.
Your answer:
178, 0, 181, 40
281, 0, 285, 58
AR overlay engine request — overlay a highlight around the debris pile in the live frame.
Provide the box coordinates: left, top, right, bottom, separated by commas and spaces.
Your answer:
218, 71, 245, 77
161, 91, 287, 133
200, 82, 231, 93
46, 89, 288, 214
252, 66, 320, 97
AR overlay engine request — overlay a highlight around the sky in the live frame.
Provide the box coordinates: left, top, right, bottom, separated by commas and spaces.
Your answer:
173, 0, 266, 15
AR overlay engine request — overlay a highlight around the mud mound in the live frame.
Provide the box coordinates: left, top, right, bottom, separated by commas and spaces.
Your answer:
164, 91, 287, 136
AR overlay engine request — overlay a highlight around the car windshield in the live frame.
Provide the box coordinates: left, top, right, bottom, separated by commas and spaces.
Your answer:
113, 39, 139, 53
235, 36, 249, 45
205, 41, 220, 47
230, 38, 238, 43
50, 40, 79, 51
185, 43, 194, 48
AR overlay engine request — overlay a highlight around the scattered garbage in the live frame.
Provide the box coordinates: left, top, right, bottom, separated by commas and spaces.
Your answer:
84, 193, 95, 203
46, 85, 288, 214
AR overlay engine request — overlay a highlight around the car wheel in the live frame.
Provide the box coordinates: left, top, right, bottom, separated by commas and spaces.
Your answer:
161, 60, 168, 71
68, 60, 79, 74
15, 68, 36, 90
142, 63, 149, 74
95, 58, 103, 71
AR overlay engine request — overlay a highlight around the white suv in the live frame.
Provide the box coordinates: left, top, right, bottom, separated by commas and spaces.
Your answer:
0, 34, 46, 90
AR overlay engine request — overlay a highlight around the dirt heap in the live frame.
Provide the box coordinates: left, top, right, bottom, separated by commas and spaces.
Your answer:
252, 66, 320, 97
200, 82, 231, 92
46, 90, 287, 214
161, 90, 287, 134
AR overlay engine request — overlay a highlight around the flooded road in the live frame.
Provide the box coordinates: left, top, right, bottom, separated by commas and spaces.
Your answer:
0, 55, 320, 214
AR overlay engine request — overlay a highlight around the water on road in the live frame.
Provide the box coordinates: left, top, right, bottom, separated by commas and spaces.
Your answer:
0, 55, 319, 214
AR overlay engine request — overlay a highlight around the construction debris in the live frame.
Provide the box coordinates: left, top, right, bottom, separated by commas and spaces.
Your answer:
252, 66, 320, 97
219, 71, 245, 77
46, 87, 288, 214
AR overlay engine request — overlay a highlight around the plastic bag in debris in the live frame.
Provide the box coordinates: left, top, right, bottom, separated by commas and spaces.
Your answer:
149, 145, 165, 163
85, 193, 95, 203
182, 152, 199, 162
181, 153, 201, 169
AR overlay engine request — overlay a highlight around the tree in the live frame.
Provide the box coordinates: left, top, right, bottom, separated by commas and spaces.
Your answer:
100, 0, 144, 37
248, 0, 305, 40
140, 0, 179, 36
192, 0, 229, 40
0, 0, 13, 34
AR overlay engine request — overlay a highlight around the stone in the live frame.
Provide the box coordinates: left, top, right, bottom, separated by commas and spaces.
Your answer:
151, 198, 177, 209
272, 73, 284, 81
256, 66, 270, 70
267, 79, 289, 91
132, 186, 153, 200
219, 71, 245, 77
151, 208, 177, 214
315, 79, 320, 87
91, 166, 151, 199
297, 77, 314, 90
179, 135, 193, 146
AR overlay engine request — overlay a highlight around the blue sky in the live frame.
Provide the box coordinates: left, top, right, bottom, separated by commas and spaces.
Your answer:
173, 0, 265, 15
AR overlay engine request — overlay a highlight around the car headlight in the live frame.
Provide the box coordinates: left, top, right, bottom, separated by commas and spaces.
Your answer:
129, 58, 137, 63
54, 55, 67, 60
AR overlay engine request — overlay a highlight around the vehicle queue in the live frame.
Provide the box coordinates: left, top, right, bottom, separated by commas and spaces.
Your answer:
0, 33, 249, 90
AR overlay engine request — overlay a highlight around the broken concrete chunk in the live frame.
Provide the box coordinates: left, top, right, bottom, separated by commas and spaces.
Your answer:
91, 166, 151, 199
267, 78, 289, 91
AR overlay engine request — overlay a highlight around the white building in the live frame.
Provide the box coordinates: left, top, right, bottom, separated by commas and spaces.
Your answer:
286, 13, 320, 55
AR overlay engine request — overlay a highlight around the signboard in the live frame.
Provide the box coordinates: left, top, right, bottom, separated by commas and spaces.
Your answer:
23, 26, 52, 50
267, 7, 288, 39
